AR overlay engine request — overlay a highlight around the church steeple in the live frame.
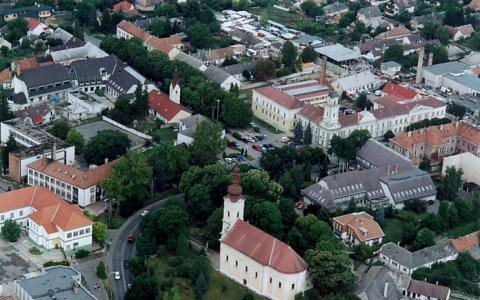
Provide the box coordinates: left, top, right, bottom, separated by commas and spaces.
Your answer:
169, 70, 181, 104
322, 93, 341, 130
221, 165, 245, 237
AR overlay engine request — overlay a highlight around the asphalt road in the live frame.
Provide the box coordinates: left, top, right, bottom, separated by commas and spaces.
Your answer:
107, 195, 181, 300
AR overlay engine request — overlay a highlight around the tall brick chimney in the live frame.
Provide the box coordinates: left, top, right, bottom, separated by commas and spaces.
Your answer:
416, 48, 425, 85
320, 56, 327, 85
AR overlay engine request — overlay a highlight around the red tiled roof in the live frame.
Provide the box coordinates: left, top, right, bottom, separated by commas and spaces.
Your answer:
408, 279, 450, 300
117, 20, 150, 41
26, 18, 42, 30
382, 82, 417, 99
374, 94, 412, 108
222, 219, 307, 274
113, 0, 135, 11
333, 212, 384, 241
145, 36, 174, 54
148, 90, 190, 121
255, 86, 303, 110
15, 58, 40, 73
375, 25, 411, 40
297, 104, 324, 124
451, 230, 480, 252
31, 115, 43, 124
27, 158, 116, 189
0, 68, 10, 82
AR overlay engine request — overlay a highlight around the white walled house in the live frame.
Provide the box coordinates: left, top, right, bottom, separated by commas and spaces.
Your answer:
219, 166, 309, 300
148, 75, 191, 124
332, 212, 384, 246
0, 186, 92, 251
27, 157, 115, 208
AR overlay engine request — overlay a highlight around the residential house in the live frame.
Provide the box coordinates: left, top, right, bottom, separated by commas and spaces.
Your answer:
148, 78, 191, 124
0, 4, 53, 22
15, 103, 55, 125
106, 66, 155, 99
291, 34, 323, 48
134, 0, 161, 11
175, 114, 208, 145
26, 18, 52, 38
406, 279, 451, 300
381, 61, 402, 77
322, 2, 349, 17
50, 42, 109, 65
12, 56, 53, 76
446, 24, 475, 41
14, 267, 97, 300
27, 157, 115, 208
173, 51, 207, 71
451, 229, 480, 253
192, 45, 246, 66
219, 167, 310, 300
203, 65, 241, 91
229, 30, 264, 49
385, 0, 415, 16
49, 36, 85, 52
222, 60, 257, 82
332, 212, 385, 246
112, 0, 136, 13
466, 0, 480, 11
410, 12, 445, 29
0, 186, 92, 251
360, 34, 435, 60
390, 121, 480, 164
355, 266, 410, 300
375, 25, 411, 40
379, 242, 458, 275
357, 6, 384, 28
0, 68, 11, 89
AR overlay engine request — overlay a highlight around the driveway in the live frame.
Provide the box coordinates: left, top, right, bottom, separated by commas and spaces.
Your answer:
0, 242, 36, 285
75, 256, 109, 300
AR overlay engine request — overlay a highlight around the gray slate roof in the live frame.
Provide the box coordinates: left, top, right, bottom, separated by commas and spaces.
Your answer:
0, 4, 53, 16
355, 266, 410, 300
323, 2, 348, 14
411, 12, 445, 26
356, 139, 411, 169
15, 103, 52, 119
204, 65, 233, 85
20, 64, 71, 88
380, 169, 437, 204
222, 60, 257, 76
71, 55, 123, 83
180, 114, 208, 129
422, 61, 469, 75
174, 51, 206, 70
359, 6, 382, 19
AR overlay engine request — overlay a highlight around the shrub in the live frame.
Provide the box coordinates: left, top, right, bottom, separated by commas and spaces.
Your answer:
96, 261, 107, 279
242, 293, 254, 300
176, 265, 191, 278
221, 285, 227, 293
167, 256, 183, 267
29, 246, 42, 255
232, 132, 242, 140
74, 249, 90, 259
164, 269, 176, 278
43, 260, 70, 267
1, 219, 21, 242
159, 279, 173, 291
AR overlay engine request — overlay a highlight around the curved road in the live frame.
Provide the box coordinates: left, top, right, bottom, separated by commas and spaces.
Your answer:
107, 194, 182, 300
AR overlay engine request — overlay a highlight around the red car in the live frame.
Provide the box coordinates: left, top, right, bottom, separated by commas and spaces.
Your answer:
127, 234, 134, 243
252, 144, 262, 152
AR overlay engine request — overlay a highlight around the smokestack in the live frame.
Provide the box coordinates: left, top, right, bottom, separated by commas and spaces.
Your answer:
416, 47, 425, 85
320, 56, 327, 85
428, 52, 433, 66
384, 282, 389, 298
104, 158, 109, 164
51, 142, 57, 161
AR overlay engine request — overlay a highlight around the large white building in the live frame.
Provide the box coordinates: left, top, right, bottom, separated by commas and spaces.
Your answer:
219, 166, 309, 300
0, 186, 92, 251
296, 96, 447, 148
27, 157, 115, 207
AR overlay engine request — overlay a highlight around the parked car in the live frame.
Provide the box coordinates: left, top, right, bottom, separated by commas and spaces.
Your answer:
247, 137, 257, 143
252, 144, 262, 151
140, 210, 149, 216
281, 136, 289, 143
225, 157, 234, 164
295, 200, 305, 210
124, 260, 129, 268
114, 272, 121, 280
255, 135, 265, 141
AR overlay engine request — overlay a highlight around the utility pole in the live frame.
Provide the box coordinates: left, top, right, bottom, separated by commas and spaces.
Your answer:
216, 99, 220, 122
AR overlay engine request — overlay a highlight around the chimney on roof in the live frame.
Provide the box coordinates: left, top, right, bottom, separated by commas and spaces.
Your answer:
408, 131, 412, 137
416, 47, 425, 85
387, 164, 391, 173
395, 163, 398, 173
51, 142, 57, 161
320, 56, 327, 85
72, 282, 79, 294
440, 124, 444, 131
105, 158, 109, 164
456, 121, 459, 127
428, 52, 433, 66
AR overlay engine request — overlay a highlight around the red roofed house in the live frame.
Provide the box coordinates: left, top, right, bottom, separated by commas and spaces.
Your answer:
220, 166, 309, 300
406, 279, 451, 300
0, 68, 11, 89
148, 72, 191, 124
381, 82, 418, 100
112, 0, 135, 12
27, 157, 116, 207
26, 18, 53, 38
445, 24, 475, 41
332, 212, 385, 246
0, 186, 92, 251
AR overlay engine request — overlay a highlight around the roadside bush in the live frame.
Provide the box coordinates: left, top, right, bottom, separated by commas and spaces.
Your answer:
43, 260, 70, 267
74, 249, 90, 259
232, 132, 241, 140
96, 261, 107, 279
29, 246, 42, 255
167, 256, 183, 267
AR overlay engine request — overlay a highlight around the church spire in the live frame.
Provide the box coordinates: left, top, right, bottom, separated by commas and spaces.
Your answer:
221, 164, 245, 237
227, 165, 242, 202
169, 69, 181, 104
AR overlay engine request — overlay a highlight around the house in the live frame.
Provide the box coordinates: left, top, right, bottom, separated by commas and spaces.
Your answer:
173, 51, 207, 71
406, 279, 451, 300
14, 267, 97, 300
332, 212, 385, 246
49, 36, 85, 52
0, 186, 92, 251
301, 139, 437, 210
381, 61, 402, 77
64, 91, 109, 120
27, 157, 115, 208
229, 30, 264, 49
0, 68, 11, 89
0, 4, 53, 22
192, 45, 246, 66
134, 0, 161, 11
379, 242, 458, 275
375, 25, 411, 40
355, 266, 410, 300
381, 82, 417, 100
26, 18, 52, 38
322, 2, 349, 17
446, 24, 475, 41
222, 60, 257, 82
15, 103, 55, 125
112, 0, 136, 13
360, 34, 435, 60
385, 0, 415, 16
357, 6, 384, 28
410, 12, 445, 29
12, 56, 52, 76
50, 42, 108, 65
390, 122, 480, 164
291, 34, 323, 48
466, 0, 480, 11
148, 76, 191, 124
331, 70, 381, 94
203, 65, 241, 91
69, 55, 121, 93
176, 114, 208, 145
11, 63, 73, 105
451, 230, 480, 253
219, 166, 309, 300
106, 66, 156, 99
421, 61, 470, 88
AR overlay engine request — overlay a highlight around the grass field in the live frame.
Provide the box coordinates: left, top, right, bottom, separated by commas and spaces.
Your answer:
150, 255, 268, 300
382, 211, 428, 244
249, 5, 302, 28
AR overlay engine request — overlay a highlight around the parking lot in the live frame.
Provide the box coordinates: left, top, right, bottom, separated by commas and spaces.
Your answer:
0, 244, 35, 285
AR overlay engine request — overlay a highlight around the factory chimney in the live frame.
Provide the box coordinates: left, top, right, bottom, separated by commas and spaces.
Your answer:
51, 142, 57, 161
428, 52, 433, 66
320, 56, 327, 85
415, 47, 425, 85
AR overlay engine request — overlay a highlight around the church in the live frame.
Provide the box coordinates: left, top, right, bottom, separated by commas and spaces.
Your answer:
219, 166, 309, 300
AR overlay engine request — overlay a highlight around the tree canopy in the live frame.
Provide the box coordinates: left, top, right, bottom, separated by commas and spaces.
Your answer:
84, 130, 131, 165
190, 121, 225, 166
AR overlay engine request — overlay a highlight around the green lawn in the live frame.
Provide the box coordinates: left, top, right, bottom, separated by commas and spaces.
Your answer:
382, 218, 403, 244
149, 256, 268, 300
249, 5, 302, 28
152, 127, 177, 144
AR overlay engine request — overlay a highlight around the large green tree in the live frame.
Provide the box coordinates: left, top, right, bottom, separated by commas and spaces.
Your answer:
240, 169, 283, 200
65, 128, 85, 154
150, 143, 189, 185
152, 203, 190, 250
383, 45, 404, 63
1, 219, 20, 242
440, 166, 463, 200
190, 121, 225, 166
412, 228, 435, 250
254, 59, 276, 81
287, 214, 337, 255
48, 121, 71, 140
246, 200, 284, 238
125, 273, 157, 300
2, 133, 18, 171
220, 96, 252, 128
186, 22, 214, 49
84, 130, 131, 165
281, 41, 298, 72
301, 46, 318, 63
303, 123, 312, 146
0, 88, 14, 122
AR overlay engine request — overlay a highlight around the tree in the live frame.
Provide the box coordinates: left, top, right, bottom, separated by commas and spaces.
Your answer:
401, 222, 418, 245
0, 89, 14, 122
127, 256, 145, 277
92, 222, 107, 246
220, 96, 252, 128
444, 3, 465, 26
431, 44, 449, 63
305, 249, 354, 295
1, 219, 20, 242
304, 123, 312, 145
383, 130, 395, 140
190, 121, 225, 166
240, 169, 283, 200
125, 273, 157, 300
84, 130, 131, 165
150, 143, 189, 185
65, 129, 85, 154
254, 59, 276, 81
203, 207, 223, 249
395, 9, 412, 23
185, 184, 214, 224
48, 121, 71, 140
412, 228, 435, 250
246, 200, 284, 238
301, 0, 323, 18
282, 41, 298, 72
88, 6, 100, 32
287, 214, 336, 255
103, 150, 152, 216
96, 261, 107, 279
186, 23, 213, 49
375, 207, 385, 225
355, 93, 373, 111
194, 273, 207, 300
419, 160, 432, 172
294, 122, 303, 144
153, 203, 189, 250
6, 18, 27, 44
132, 83, 149, 118
447, 103, 466, 119
353, 243, 373, 261
301, 46, 318, 63
100, 9, 113, 34
383, 45, 404, 63
1, 133, 18, 171
109, 96, 135, 126
440, 166, 463, 200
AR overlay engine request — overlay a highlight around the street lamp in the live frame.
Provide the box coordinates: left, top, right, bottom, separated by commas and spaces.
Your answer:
216, 99, 220, 122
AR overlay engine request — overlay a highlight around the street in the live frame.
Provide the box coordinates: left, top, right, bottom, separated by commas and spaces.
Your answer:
107, 194, 182, 300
